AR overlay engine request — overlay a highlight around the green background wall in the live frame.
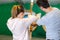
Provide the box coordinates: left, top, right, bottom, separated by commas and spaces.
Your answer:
0, 2, 60, 38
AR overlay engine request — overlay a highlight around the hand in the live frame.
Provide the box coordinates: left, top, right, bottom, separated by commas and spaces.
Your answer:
31, 22, 37, 27
36, 13, 41, 19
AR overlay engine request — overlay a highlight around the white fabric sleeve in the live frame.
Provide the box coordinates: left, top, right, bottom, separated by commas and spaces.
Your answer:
7, 18, 23, 32
6, 17, 15, 31
36, 16, 47, 26
25, 15, 37, 27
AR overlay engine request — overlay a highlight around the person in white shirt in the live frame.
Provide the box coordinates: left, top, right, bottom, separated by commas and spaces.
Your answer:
6, 5, 38, 40
36, 0, 60, 40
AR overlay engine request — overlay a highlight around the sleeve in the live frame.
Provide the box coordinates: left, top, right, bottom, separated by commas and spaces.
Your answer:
6, 17, 15, 31
36, 16, 47, 26
25, 15, 38, 27
7, 18, 23, 32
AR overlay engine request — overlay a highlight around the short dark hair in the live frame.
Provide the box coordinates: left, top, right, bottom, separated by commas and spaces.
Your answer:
36, 0, 50, 8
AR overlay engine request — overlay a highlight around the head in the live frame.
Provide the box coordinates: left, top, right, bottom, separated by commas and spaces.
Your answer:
11, 5, 24, 19
36, 0, 50, 12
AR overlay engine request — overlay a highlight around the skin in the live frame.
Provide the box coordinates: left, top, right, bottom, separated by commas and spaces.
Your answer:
40, 6, 53, 13
17, 12, 24, 19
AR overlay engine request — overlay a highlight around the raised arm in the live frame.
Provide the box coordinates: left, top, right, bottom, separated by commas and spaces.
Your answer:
36, 16, 47, 26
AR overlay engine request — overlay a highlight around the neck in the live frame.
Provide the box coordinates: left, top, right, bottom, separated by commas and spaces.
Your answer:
46, 7, 53, 13
17, 16, 23, 19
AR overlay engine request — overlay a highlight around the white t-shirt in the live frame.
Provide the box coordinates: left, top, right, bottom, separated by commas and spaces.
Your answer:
7, 15, 37, 40
37, 8, 60, 40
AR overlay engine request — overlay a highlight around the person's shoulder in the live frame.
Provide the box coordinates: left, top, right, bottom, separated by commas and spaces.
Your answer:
7, 17, 20, 23
14, 18, 25, 24
53, 7, 60, 13
7, 17, 13, 22
53, 7, 60, 11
